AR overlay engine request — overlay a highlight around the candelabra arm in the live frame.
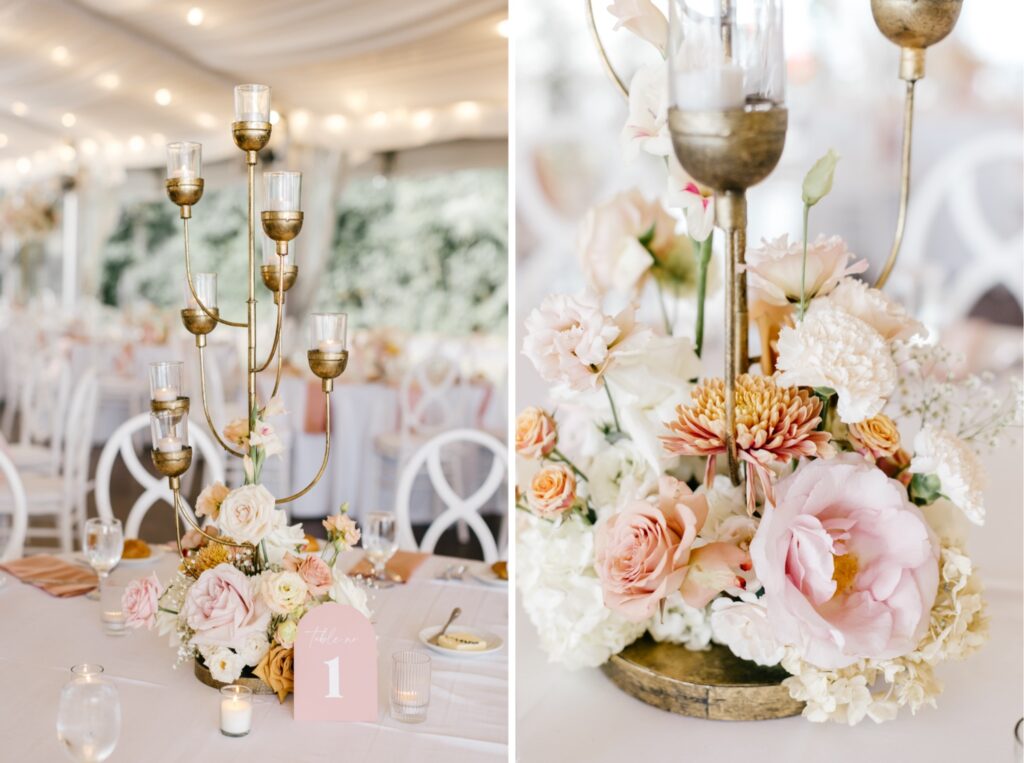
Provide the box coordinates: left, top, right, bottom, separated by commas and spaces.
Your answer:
255, 258, 285, 375
197, 346, 245, 458
717, 191, 746, 486
585, 0, 629, 100
183, 218, 247, 328
275, 390, 331, 505
874, 79, 916, 289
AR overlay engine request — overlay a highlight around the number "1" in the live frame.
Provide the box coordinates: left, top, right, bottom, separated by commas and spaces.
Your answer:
324, 657, 343, 699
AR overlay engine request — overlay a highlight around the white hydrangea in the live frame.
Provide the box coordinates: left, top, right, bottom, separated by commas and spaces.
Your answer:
776, 302, 897, 423
911, 426, 986, 525
587, 439, 657, 514
648, 593, 713, 649
709, 599, 786, 667
517, 513, 645, 669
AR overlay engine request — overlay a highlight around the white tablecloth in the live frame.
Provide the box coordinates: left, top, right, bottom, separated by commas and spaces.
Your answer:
0, 552, 508, 762
517, 443, 1024, 762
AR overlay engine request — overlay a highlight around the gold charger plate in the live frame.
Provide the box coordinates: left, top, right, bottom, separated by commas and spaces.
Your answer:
601, 636, 804, 721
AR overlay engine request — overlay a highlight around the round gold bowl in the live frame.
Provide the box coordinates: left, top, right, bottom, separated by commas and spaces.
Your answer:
194, 659, 275, 695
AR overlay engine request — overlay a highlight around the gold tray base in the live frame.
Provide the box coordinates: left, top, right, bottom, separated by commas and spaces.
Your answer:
601, 636, 804, 721
194, 658, 276, 695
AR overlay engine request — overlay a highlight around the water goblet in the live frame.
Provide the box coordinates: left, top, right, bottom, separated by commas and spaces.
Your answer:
83, 518, 123, 602
56, 664, 121, 762
363, 511, 398, 587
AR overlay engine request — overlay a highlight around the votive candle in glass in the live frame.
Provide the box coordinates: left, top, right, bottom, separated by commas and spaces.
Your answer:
148, 361, 183, 402
150, 410, 188, 453
390, 651, 430, 723
309, 313, 347, 354
234, 84, 270, 123
264, 171, 301, 212
166, 141, 201, 181
186, 273, 217, 311
219, 685, 253, 737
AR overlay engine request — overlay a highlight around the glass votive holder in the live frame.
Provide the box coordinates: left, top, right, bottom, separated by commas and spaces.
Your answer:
150, 410, 188, 452
309, 313, 347, 354
264, 171, 301, 212
148, 361, 183, 402
234, 84, 270, 123
219, 685, 253, 738
390, 651, 430, 724
166, 141, 201, 180
187, 273, 217, 310
99, 582, 127, 637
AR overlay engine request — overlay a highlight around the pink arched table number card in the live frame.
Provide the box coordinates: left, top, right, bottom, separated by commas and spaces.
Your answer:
294, 603, 378, 721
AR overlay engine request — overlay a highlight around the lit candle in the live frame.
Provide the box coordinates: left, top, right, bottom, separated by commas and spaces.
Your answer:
152, 386, 178, 402
169, 167, 196, 181
675, 64, 745, 111
101, 608, 126, 635
219, 685, 253, 737
317, 340, 344, 354
156, 436, 182, 452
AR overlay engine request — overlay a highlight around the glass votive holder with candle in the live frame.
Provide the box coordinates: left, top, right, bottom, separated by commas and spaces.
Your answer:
234, 84, 270, 124
264, 171, 301, 213
99, 581, 127, 637
186, 273, 217, 311
219, 685, 253, 737
150, 410, 188, 453
390, 651, 431, 724
148, 361, 183, 403
166, 141, 201, 181
309, 312, 347, 354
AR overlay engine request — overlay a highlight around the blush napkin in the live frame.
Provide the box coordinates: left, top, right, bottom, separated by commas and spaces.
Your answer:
0, 555, 98, 597
348, 550, 430, 583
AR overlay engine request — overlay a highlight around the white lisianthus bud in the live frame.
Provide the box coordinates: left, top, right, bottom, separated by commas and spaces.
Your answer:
802, 149, 840, 207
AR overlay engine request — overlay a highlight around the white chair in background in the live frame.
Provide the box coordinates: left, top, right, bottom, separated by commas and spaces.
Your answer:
4, 370, 99, 553
5, 355, 73, 475
0, 448, 28, 562
393, 429, 506, 563
94, 412, 225, 539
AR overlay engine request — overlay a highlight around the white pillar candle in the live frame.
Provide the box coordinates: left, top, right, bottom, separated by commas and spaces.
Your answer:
169, 168, 197, 181
317, 340, 344, 354
219, 692, 253, 737
152, 386, 178, 402
675, 64, 746, 111
156, 436, 182, 452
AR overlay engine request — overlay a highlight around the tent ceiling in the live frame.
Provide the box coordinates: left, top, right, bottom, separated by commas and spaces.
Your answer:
0, 0, 507, 177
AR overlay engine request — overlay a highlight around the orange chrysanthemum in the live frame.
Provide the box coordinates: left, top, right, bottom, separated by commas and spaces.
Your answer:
662, 375, 834, 510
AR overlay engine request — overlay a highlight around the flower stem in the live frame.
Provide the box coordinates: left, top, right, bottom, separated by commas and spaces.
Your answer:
798, 203, 810, 319
693, 235, 712, 358
551, 448, 588, 481
655, 279, 673, 336
604, 379, 623, 434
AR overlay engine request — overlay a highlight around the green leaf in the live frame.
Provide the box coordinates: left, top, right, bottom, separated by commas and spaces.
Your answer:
637, 223, 656, 250
909, 473, 943, 506
813, 386, 837, 399
802, 149, 840, 206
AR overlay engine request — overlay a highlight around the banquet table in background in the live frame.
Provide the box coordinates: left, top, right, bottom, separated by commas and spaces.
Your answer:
0, 552, 508, 762
517, 442, 1024, 762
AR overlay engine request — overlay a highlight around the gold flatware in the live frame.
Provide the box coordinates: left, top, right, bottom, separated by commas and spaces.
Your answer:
430, 607, 462, 645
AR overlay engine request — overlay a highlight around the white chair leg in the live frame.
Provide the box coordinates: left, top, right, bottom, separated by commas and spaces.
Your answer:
59, 505, 73, 554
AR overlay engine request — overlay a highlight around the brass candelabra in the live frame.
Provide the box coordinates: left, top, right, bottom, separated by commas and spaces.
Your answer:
148, 84, 350, 560
586, 0, 963, 482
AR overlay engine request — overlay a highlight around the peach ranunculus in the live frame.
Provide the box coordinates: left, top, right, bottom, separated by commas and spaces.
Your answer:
182, 563, 270, 649
282, 552, 333, 597
522, 293, 652, 392
122, 572, 162, 629
526, 464, 577, 519
196, 481, 230, 520
594, 476, 708, 621
848, 413, 901, 461
750, 455, 939, 670
216, 484, 276, 545
515, 407, 557, 459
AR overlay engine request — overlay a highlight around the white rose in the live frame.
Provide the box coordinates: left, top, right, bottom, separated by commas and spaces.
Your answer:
217, 484, 276, 544
329, 572, 372, 620
260, 571, 308, 615
262, 511, 307, 565
205, 646, 245, 683
709, 599, 785, 667
237, 631, 270, 667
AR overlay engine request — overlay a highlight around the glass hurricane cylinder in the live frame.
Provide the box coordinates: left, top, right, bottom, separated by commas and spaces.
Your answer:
264, 171, 301, 212
187, 273, 217, 310
166, 141, 201, 180
668, 0, 785, 112
148, 361, 183, 402
234, 84, 270, 122
150, 410, 188, 453
309, 313, 347, 353
390, 651, 431, 724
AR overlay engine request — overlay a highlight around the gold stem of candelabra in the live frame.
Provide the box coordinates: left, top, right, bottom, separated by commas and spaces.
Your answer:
584, 0, 628, 100
246, 153, 257, 430
873, 79, 916, 289
197, 346, 244, 457
274, 389, 331, 505
254, 257, 284, 380
182, 218, 247, 328
170, 479, 257, 556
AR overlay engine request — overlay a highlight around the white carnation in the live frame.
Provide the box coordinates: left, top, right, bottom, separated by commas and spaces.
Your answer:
648, 593, 712, 649
328, 571, 372, 620
776, 302, 897, 423
910, 426, 986, 525
824, 278, 924, 342
262, 510, 308, 564
205, 646, 245, 683
710, 599, 785, 667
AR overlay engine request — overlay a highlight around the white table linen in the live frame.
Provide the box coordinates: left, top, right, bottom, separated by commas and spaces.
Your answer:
0, 552, 508, 762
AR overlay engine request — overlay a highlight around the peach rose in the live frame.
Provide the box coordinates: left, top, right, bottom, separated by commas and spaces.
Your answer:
282, 552, 333, 597
196, 481, 230, 520
322, 512, 360, 548
253, 645, 294, 703
848, 413, 901, 460
526, 464, 577, 519
594, 476, 708, 621
515, 407, 557, 459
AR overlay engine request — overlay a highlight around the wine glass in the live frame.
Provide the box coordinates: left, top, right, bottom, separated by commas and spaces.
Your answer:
363, 511, 398, 586
83, 518, 123, 602
56, 664, 121, 762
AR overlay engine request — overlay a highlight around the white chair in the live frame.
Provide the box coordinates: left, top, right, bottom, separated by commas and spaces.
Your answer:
374, 357, 465, 463
94, 412, 226, 540
2, 370, 99, 552
6, 355, 72, 475
394, 429, 506, 563
0, 448, 28, 562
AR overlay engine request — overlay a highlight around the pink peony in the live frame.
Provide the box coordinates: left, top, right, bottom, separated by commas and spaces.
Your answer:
182, 563, 270, 649
121, 572, 162, 630
594, 476, 708, 621
282, 552, 333, 597
750, 456, 939, 669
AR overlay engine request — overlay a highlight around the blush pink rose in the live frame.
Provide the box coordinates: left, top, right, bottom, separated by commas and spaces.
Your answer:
182, 563, 270, 649
750, 455, 939, 670
121, 572, 162, 630
282, 552, 333, 597
594, 476, 708, 621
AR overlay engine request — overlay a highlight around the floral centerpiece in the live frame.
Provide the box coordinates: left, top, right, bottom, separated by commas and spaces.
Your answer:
516, 1, 1021, 725
122, 400, 370, 702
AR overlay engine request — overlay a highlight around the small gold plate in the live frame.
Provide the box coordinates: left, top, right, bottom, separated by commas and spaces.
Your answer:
601, 636, 803, 721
